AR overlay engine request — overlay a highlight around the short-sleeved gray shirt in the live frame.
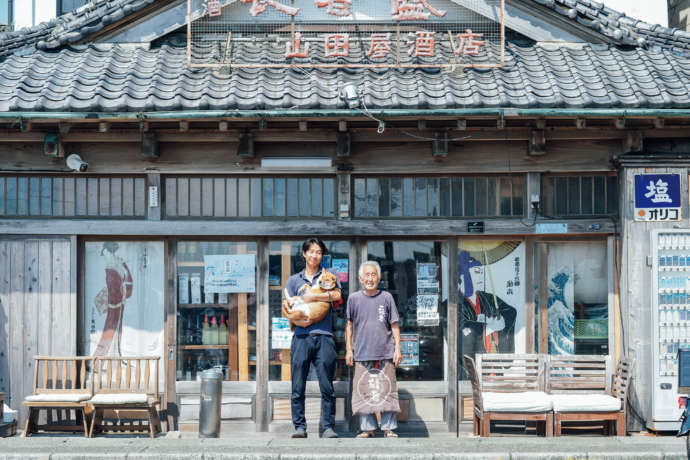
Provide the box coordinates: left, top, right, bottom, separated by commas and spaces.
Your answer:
346, 290, 400, 361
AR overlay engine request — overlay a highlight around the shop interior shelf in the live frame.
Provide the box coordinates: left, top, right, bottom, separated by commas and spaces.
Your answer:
180, 345, 230, 350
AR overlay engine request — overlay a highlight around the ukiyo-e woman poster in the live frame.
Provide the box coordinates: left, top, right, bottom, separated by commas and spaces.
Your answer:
458, 241, 526, 358
85, 242, 165, 361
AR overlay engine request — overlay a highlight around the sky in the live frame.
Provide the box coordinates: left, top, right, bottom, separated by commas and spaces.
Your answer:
601, 0, 668, 27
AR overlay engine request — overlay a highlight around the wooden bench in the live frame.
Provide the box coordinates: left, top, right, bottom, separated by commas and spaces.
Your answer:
465, 354, 553, 437
546, 355, 631, 436
88, 356, 161, 438
22, 356, 93, 437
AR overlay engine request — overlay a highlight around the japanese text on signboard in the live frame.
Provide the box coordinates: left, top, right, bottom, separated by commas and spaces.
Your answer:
634, 174, 682, 222
188, 0, 504, 69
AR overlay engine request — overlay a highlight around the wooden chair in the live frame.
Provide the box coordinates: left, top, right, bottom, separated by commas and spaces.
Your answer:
464, 354, 553, 437
22, 356, 93, 437
546, 355, 631, 436
88, 356, 161, 438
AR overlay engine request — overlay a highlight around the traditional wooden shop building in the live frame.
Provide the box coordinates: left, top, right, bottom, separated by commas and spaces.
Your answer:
2, 0, 690, 434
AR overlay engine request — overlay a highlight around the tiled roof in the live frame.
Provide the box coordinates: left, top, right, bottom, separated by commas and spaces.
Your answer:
0, 0, 159, 59
1, 40, 689, 112
530, 0, 690, 52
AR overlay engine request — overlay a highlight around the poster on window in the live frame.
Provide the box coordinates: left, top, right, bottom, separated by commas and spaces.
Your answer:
458, 241, 525, 358
547, 243, 607, 355
85, 242, 165, 364
204, 254, 256, 293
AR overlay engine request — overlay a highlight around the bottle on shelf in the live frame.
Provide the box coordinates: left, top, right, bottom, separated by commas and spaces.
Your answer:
183, 315, 193, 345
202, 314, 211, 345
194, 314, 202, 345
219, 313, 228, 345
210, 315, 219, 345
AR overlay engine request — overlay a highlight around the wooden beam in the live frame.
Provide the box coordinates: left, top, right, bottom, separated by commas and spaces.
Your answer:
625, 131, 644, 153
528, 129, 546, 156
0, 127, 638, 144
0, 218, 618, 237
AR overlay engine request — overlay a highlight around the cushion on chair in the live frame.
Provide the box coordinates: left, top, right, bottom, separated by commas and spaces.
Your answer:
89, 393, 149, 405
24, 393, 91, 403
482, 391, 553, 412
550, 394, 622, 412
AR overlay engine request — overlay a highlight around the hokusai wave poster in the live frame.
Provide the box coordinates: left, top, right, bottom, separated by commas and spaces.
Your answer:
547, 242, 607, 355
459, 241, 525, 357
85, 242, 165, 367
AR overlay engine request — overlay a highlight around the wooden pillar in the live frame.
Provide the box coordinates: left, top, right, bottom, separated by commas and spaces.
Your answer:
280, 242, 292, 381
165, 239, 178, 430
526, 172, 541, 221
525, 238, 535, 353
147, 173, 161, 220
337, 173, 351, 219
255, 238, 270, 432
237, 243, 249, 381
446, 237, 459, 435
538, 243, 549, 354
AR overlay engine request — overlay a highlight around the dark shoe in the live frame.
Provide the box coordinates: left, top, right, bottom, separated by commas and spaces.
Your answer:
321, 428, 338, 438
292, 428, 307, 438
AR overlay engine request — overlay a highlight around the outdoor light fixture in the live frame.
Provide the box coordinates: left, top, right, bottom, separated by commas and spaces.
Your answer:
340, 82, 360, 109
237, 132, 255, 157
261, 157, 333, 170
43, 133, 63, 157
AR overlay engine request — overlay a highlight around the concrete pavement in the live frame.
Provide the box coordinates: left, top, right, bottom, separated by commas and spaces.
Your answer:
0, 431, 688, 460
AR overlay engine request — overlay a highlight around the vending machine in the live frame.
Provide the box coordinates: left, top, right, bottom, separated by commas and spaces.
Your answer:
649, 229, 690, 431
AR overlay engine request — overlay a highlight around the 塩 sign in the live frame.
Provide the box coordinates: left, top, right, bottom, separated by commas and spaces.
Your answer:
635, 174, 681, 222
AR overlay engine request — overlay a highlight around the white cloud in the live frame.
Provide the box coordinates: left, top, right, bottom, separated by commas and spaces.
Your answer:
600, 0, 668, 27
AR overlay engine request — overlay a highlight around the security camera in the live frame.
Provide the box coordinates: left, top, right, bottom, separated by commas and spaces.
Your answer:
66, 154, 88, 172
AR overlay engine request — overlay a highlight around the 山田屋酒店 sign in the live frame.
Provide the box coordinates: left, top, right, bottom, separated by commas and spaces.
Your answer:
634, 174, 682, 222
188, 0, 505, 69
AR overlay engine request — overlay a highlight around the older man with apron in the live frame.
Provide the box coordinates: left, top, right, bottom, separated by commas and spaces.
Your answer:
346, 260, 402, 438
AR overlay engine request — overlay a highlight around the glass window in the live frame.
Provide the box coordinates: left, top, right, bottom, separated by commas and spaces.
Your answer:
458, 240, 526, 378
536, 241, 608, 355
367, 241, 447, 381
176, 241, 258, 382
268, 240, 350, 381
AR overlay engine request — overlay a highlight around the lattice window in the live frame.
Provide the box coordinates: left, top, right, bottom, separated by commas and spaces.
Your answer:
353, 175, 525, 218
0, 175, 147, 218
164, 176, 336, 218
542, 174, 618, 217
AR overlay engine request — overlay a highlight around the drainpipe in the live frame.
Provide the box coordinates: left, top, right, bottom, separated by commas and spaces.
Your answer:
1, 108, 690, 121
